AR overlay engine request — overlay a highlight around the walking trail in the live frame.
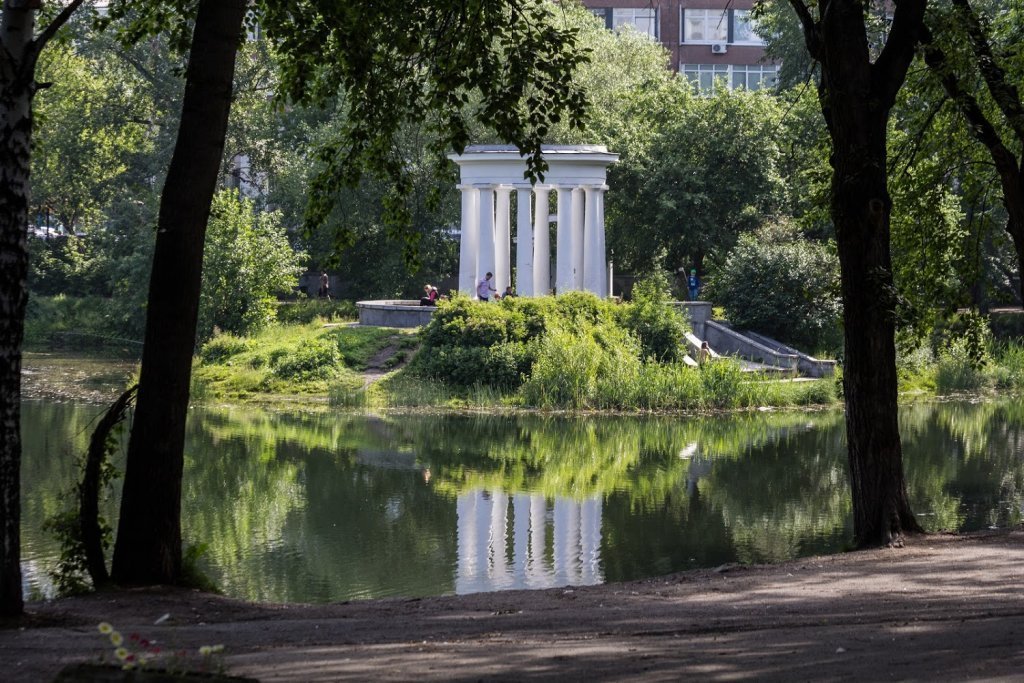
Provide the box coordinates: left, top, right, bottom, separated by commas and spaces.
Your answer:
3, 530, 1024, 681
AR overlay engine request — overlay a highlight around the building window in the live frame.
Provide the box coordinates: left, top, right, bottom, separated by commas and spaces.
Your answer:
683, 9, 728, 43
682, 63, 730, 92
612, 8, 658, 39
681, 64, 779, 93
731, 64, 779, 90
589, 7, 612, 29
731, 10, 764, 45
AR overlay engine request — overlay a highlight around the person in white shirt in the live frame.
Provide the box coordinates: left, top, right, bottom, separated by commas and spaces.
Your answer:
476, 272, 496, 301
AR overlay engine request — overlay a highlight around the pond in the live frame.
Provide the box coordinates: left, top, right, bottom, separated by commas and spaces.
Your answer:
20, 399, 1024, 603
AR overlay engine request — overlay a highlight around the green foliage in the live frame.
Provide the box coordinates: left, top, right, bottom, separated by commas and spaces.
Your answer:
254, 0, 590, 260
708, 221, 842, 352
42, 420, 124, 596
520, 327, 607, 409
41, 508, 95, 596
617, 272, 688, 361
179, 543, 220, 594
193, 323, 407, 399
198, 333, 253, 364
198, 191, 307, 342
992, 344, 1024, 391
27, 236, 108, 297
609, 86, 788, 273
412, 292, 627, 390
272, 337, 341, 382
700, 361, 745, 409
275, 299, 357, 325
33, 41, 149, 233
935, 339, 988, 393
989, 312, 1024, 342
24, 295, 142, 349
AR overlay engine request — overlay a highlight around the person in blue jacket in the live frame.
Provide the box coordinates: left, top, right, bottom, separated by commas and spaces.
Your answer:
687, 268, 700, 301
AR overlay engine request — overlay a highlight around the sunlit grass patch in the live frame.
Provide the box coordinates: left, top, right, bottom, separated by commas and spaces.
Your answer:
194, 322, 405, 400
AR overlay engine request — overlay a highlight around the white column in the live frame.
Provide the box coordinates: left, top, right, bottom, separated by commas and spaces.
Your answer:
489, 491, 509, 585
583, 185, 603, 295
555, 186, 574, 294
571, 187, 585, 290
512, 493, 531, 584
580, 496, 603, 584
494, 186, 512, 293
456, 490, 479, 594
553, 497, 580, 586
458, 185, 479, 296
528, 494, 547, 587
533, 187, 551, 296
476, 186, 495, 297
515, 188, 534, 296
597, 186, 608, 297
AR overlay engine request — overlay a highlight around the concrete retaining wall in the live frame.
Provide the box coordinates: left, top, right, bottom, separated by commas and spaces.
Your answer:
357, 300, 435, 328
674, 301, 712, 339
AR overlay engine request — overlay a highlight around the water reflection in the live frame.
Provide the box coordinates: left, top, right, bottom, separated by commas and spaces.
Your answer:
19, 399, 1024, 604
456, 491, 602, 593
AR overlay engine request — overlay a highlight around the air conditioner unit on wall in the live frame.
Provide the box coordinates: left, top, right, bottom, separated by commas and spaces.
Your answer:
711, 43, 728, 54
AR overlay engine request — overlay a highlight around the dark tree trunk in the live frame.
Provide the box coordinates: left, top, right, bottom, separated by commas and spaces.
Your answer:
111, 0, 246, 585
0, 1, 37, 619
0, 0, 85, 617
80, 386, 136, 588
1000, 176, 1024, 304
832, 134, 922, 545
790, 0, 926, 547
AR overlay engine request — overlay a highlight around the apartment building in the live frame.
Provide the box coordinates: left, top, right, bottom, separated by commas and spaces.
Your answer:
582, 1, 778, 92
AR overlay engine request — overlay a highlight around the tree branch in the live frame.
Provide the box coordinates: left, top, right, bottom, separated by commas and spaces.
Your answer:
30, 0, 86, 59
950, 0, 1024, 146
872, 0, 928, 107
921, 27, 1020, 181
786, 0, 822, 60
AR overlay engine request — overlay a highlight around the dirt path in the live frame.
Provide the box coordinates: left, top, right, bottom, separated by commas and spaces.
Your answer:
4, 530, 1024, 681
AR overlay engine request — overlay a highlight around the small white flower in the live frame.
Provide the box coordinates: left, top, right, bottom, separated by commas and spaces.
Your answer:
98, 622, 113, 634
115, 647, 130, 661
199, 645, 213, 656
109, 631, 124, 647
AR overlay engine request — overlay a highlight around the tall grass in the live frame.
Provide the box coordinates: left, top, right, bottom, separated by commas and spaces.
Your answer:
934, 338, 987, 393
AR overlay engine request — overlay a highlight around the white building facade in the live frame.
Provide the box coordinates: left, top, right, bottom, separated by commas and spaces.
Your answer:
448, 145, 618, 298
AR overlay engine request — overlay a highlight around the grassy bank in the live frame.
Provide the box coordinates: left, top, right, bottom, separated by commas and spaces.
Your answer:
192, 323, 417, 402
326, 292, 841, 412
37, 293, 1024, 414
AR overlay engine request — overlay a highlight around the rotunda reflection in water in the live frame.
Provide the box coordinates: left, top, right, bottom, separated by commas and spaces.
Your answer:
456, 489, 603, 594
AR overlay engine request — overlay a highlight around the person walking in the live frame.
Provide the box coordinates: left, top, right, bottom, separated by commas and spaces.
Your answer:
476, 272, 496, 302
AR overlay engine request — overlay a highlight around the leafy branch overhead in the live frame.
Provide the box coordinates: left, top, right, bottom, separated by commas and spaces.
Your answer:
259, 1, 590, 259
99, 1, 588, 261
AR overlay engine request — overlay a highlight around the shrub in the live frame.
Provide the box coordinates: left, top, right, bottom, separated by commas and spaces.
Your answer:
273, 337, 341, 381
520, 327, 603, 409
700, 359, 745, 409
199, 333, 252, 363
617, 272, 688, 361
935, 338, 986, 393
707, 221, 841, 352
993, 343, 1024, 391
198, 190, 307, 342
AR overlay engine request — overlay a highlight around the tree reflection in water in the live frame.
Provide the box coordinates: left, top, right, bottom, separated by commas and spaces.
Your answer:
18, 399, 1024, 603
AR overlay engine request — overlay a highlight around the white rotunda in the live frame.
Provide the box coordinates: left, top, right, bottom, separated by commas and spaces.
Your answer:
448, 144, 618, 298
